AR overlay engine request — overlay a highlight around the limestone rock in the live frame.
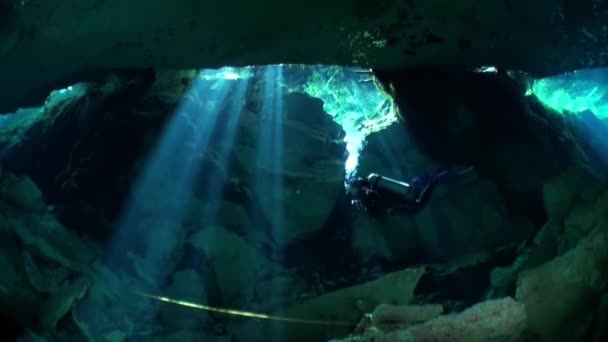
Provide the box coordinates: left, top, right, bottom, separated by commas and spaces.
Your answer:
561, 201, 598, 253
354, 303, 444, 333
542, 167, 593, 221
233, 267, 425, 342
232, 92, 345, 247
71, 264, 159, 341
11, 213, 98, 271
38, 275, 91, 331
22, 250, 73, 294
0, 174, 46, 212
334, 297, 526, 342
0, 232, 43, 328
516, 216, 608, 341
188, 226, 273, 306
490, 220, 561, 297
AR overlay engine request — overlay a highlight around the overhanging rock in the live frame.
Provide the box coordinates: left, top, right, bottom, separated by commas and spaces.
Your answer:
2, 0, 608, 112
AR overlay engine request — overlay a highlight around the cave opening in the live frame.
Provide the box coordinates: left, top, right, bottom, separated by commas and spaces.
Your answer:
1, 63, 608, 341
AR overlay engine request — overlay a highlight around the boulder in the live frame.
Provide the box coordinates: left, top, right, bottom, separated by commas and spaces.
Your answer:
515, 188, 608, 341
0, 173, 46, 212
233, 267, 425, 342
542, 167, 594, 222
160, 269, 209, 330
334, 297, 526, 342
230, 91, 346, 247
187, 225, 274, 307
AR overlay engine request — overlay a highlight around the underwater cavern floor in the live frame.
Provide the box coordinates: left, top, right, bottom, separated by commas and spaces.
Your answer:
0, 65, 607, 342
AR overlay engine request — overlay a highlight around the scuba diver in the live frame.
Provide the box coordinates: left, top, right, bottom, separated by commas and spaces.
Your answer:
346, 166, 475, 214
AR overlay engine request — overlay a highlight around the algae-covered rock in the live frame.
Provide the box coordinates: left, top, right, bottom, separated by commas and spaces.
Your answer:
14, 213, 98, 271
38, 275, 91, 331
0, 173, 46, 212
71, 264, 159, 341
561, 201, 598, 253
542, 167, 593, 221
22, 249, 75, 295
188, 226, 273, 306
490, 220, 562, 297
231, 92, 345, 247
0, 232, 43, 328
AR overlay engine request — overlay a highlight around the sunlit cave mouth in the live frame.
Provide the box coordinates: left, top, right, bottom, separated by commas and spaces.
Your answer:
529, 68, 608, 119
195, 64, 400, 179
0, 65, 398, 181
287, 65, 400, 177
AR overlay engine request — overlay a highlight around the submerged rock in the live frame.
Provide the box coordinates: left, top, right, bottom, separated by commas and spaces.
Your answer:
515, 185, 608, 341
542, 167, 594, 222
231, 92, 346, 247
334, 297, 526, 342
233, 267, 425, 342
483, 167, 608, 341
38, 275, 91, 331
0, 173, 46, 212
160, 269, 209, 330
188, 225, 274, 307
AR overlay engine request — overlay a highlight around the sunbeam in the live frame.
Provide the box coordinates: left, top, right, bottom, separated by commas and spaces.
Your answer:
255, 65, 286, 239
252, 64, 287, 341
298, 65, 399, 178
530, 67, 608, 177
199, 75, 250, 203
104, 69, 235, 283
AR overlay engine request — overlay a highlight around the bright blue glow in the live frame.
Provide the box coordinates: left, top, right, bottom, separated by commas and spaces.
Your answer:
199, 77, 250, 201
530, 68, 608, 119
199, 67, 253, 81
529, 68, 608, 178
0, 83, 88, 145
255, 66, 285, 233
105, 70, 242, 283
286, 65, 398, 178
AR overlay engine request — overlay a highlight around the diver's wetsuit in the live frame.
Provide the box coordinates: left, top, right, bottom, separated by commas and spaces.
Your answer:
346, 167, 474, 214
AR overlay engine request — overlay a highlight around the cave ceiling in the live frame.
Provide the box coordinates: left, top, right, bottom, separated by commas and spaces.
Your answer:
1, 0, 607, 112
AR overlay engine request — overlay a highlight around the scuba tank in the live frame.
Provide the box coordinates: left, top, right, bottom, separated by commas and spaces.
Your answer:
367, 173, 414, 199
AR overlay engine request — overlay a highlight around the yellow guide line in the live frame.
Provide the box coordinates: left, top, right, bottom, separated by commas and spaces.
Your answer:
135, 291, 357, 327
